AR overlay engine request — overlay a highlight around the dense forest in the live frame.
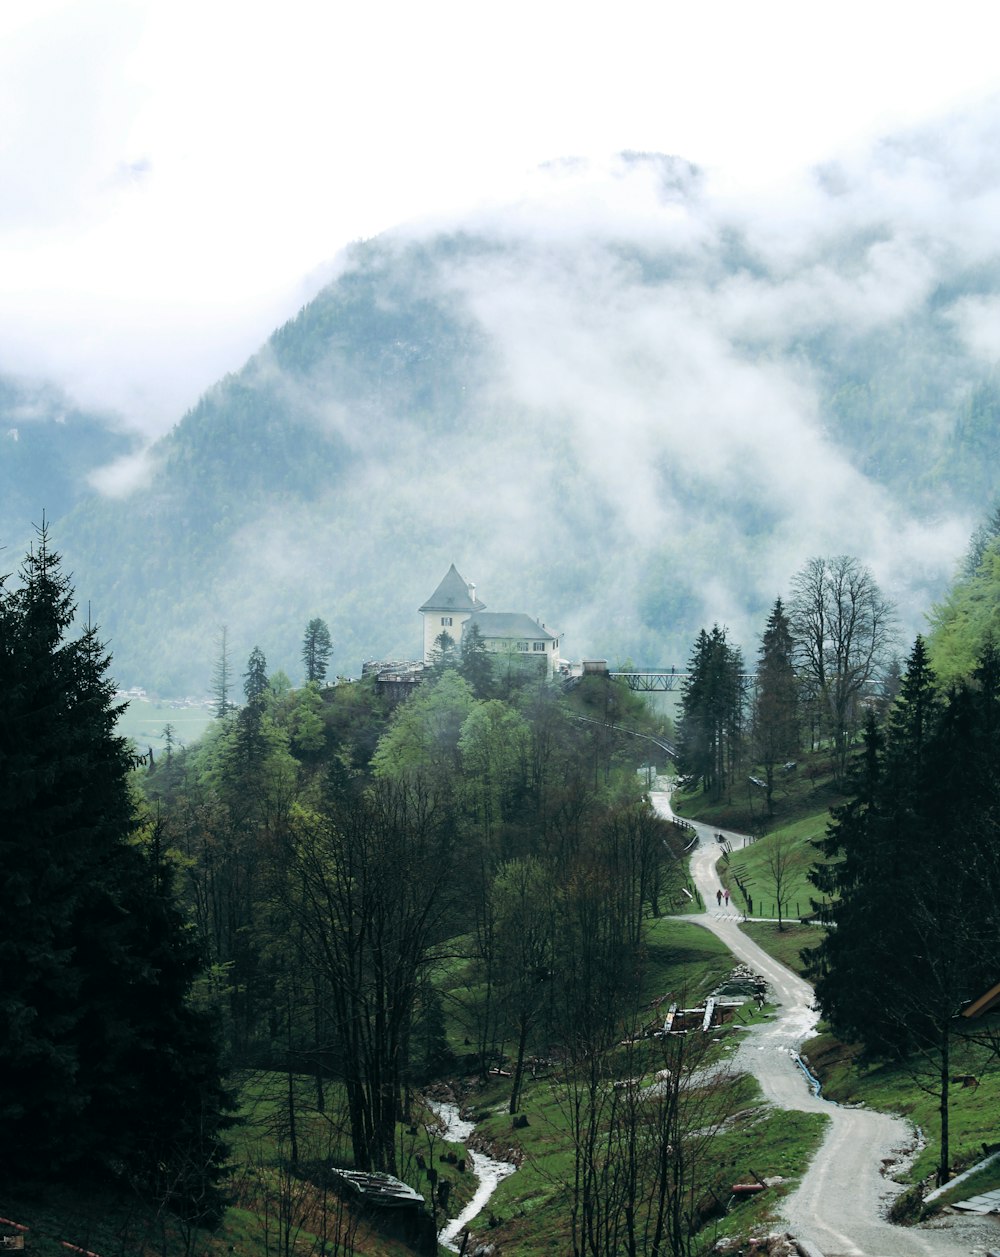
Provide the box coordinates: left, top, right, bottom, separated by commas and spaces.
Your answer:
3, 522, 707, 1250
142, 627, 685, 1130
7, 499, 1000, 1254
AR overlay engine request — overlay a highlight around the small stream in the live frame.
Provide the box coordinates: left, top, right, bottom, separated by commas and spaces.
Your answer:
426, 1100, 517, 1252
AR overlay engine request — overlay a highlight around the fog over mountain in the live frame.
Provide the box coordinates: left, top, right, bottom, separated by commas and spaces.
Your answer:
0, 375, 135, 553
12, 103, 1000, 693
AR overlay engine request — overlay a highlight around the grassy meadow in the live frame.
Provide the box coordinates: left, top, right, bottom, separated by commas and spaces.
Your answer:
115, 694, 215, 755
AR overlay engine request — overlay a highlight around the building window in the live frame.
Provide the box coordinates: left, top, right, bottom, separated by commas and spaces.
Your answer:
533, 641, 546, 652
441, 617, 452, 626
516, 641, 529, 652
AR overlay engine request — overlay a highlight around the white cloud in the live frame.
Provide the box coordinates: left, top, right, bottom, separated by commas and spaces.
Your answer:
947, 295, 1000, 367
87, 446, 157, 497
1, 0, 1000, 443
0, 0, 997, 678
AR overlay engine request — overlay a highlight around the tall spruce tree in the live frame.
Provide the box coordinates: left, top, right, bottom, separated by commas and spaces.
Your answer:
302, 617, 333, 684
428, 627, 459, 676
0, 525, 231, 1215
459, 621, 494, 697
677, 625, 745, 801
212, 623, 234, 718
752, 598, 800, 815
244, 644, 269, 704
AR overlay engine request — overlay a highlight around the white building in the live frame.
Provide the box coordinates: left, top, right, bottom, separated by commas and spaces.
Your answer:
419, 564, 561, 678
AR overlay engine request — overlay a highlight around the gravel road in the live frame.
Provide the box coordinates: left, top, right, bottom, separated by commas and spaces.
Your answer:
651, 792, 1000, 1257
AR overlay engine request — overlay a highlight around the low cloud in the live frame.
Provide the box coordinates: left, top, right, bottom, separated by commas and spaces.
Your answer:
87, 447, 157, 498
38, 100, 1000, 682
946, 295, 1000, 366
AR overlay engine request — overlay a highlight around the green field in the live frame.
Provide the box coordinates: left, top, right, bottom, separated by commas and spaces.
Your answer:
116, 694, 215, 754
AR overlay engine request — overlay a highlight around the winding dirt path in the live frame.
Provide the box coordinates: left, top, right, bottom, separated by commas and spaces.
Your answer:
651, 792, 993, 1256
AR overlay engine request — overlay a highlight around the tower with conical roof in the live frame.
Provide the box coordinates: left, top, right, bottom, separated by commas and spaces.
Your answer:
419, 564, 486, 663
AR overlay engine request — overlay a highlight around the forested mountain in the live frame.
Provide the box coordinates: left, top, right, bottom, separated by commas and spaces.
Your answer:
19, 118, 1000, 693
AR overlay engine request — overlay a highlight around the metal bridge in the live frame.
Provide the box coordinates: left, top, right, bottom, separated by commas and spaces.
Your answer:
609, 670, 688, 692
605, 669, 757, 692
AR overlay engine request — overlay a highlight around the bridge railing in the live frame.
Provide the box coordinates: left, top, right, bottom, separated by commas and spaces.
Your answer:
609, 670, 757, 692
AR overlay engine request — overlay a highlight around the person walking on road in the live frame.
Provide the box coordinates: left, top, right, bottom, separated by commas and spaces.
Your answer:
724, 888, 730, 907
716, 889, 723, 906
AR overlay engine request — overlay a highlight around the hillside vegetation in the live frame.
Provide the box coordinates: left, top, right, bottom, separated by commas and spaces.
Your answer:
9, 498, 1000, 1254
676, 669, 1000, 1208
2, 523, 851, 1256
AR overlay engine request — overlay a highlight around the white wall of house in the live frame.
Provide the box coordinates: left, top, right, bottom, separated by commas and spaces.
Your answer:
422, 610, 472, 662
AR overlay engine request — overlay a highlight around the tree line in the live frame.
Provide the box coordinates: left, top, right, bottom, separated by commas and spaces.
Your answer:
0, 525, 233, 1225
675, 530, 1000, 1192
807, 634, 1000, 1188
146, 635, 691, 1156
24, 522, 987, 1250
5, 524, 720, 1246
677, 553, 897, 806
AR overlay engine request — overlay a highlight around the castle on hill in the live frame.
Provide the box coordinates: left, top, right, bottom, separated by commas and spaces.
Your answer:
419, 565, 562, 678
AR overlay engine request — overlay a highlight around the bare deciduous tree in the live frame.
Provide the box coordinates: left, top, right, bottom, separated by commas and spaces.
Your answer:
764, 831, 794, 931
789, 555, 896, 784
558, 1023, 741, 1257
285, 779, 455, 1174
490, 856, 555, 1114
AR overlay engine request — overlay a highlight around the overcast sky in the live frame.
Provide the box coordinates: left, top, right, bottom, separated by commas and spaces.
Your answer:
3, 0, 1000, 437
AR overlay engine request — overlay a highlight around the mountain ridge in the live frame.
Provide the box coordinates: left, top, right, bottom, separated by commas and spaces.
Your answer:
12, 134, 1000, 691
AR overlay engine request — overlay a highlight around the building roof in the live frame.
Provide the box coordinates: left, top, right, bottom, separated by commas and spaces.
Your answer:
419, 564, 486, 614
962, 980, 1000, 1019
465, 612, 557, 641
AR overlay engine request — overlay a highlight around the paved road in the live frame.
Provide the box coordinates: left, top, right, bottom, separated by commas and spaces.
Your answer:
651, 792, 995, 1257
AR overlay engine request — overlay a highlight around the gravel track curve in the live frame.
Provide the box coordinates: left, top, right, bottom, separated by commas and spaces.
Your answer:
651, 791, 998, 1257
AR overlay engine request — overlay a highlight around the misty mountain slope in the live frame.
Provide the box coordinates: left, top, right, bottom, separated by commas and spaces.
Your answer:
53, 134, 1000, 693
0, 374, 135, 561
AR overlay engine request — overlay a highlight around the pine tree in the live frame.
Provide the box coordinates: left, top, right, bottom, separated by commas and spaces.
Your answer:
677, 625, 745, 801
428, 628, 459, 676
807, 640, 943, 1051
752, 598, 800, 815
212, 623, 234, 718
302, 617, 333, 684
459, 620, 494, 697
0, 525, 232, 1213
244, 645, 268, 705
806, 638, 1000, 1185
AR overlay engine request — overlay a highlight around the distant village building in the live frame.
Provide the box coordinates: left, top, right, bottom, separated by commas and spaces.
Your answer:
419, 564, 562, 678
